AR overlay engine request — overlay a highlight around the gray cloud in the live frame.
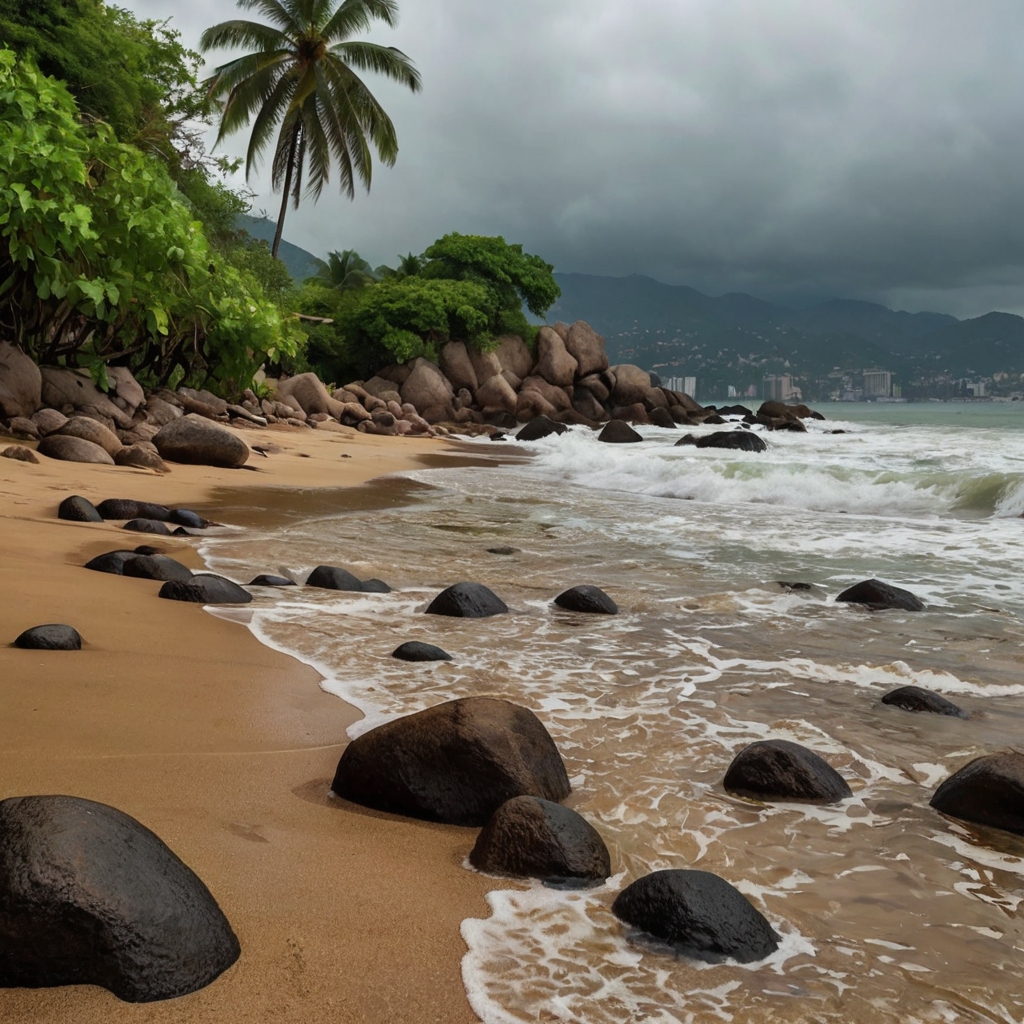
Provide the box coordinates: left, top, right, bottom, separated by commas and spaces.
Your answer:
122, 0, 1024, 317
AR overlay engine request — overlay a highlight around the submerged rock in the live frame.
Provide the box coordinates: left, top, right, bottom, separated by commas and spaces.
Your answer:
332, 696, 571, 826
470, 796, 611, 887
360, 578, 392, 593
930, 751, 1024, 835
694, 430, 767, 452
553, 585, 619, 615
0, 795, 239, 1001
611, 869, 779, 964
306, 564, 363, 591
392, 641, 452, 662
836, 579, 924, 611
882, 685, 966, 718
13, 624, 82, 650
425, 582, 508, 618
724, 739, 852, 804
515, 416, 568, 442
247, 574, 296, 587
158, 574, 252, 605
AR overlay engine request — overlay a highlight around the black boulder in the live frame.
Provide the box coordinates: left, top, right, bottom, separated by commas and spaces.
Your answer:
123, 518, 172, 536
598, 420, 643, 443
695, 431, 767, 452
516, 416, 568, 442
121, 554, 193, 583
168, 508, 210, 529
96, 499, 171, 521
158, 574, 252, 605
13, 624, 82, 650
930, 751, 1024, 835
724, 739, 852, 804
0, 795, 239, 1002
470, 796, 611, 887
553, 585, 618, 615
426, 582, 508, 618
306, 565, 364, 591
84, 550, 138, 575
57, 495, 103, 522
248, 574, 296, 587
361, 578, 392, 593
836, 579, 924, 611
882, 685, 966, 718
392, 641, 452, 662
611, 869, 779, 964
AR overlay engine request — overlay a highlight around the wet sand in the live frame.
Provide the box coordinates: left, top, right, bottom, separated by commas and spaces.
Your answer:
0, 424, 498, 1023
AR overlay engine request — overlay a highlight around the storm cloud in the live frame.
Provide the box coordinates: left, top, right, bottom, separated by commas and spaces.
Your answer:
121, 0, 1024, 316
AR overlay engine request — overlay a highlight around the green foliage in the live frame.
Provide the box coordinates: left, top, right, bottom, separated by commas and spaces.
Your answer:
307, 249, 377, 291
0, 49, 301, 391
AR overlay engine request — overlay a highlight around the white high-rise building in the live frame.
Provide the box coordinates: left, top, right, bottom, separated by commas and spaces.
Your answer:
863, 370, 892, 398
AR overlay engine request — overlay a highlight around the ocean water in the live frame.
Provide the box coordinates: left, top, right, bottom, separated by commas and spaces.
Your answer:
203, 404, 1024, 1023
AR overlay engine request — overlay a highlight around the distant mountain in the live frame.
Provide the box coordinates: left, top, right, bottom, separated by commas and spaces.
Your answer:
237, 215, 325, 283
549, 273, 1024, 399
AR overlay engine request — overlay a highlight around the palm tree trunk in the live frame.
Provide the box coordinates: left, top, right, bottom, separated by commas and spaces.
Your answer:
272, 128, 300, 260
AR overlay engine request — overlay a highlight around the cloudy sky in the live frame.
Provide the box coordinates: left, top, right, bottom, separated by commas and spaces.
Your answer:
120, 0, 1024, 318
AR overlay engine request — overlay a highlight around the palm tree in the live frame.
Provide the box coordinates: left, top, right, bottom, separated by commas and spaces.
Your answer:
201, 0, 421, 259
309, 248, 376, 289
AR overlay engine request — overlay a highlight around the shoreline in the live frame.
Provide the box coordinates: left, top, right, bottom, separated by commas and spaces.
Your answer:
0, 424, 509, 1023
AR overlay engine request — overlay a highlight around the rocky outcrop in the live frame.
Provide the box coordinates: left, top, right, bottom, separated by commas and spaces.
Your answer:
392, 641, 452, 662
931, 751, 1024, 835
153, 416, 249, 468
425, 582, 509, 618
400, 360, 454, 421
554, 585, 619, 614
13, 624, 82, 650
515, 416, 567, 442
106, 367, 145, 416
0, 795, 239, 1001
534, 328, 578, 387
882, 685, 966, 717
836, 579, 924, 611
724, 740, 852, 804
439, 342, 479, 393
564, 321, 610, 378
470, 796, 611, 886
274, 373, 345, 419
331, 696, 571, 826
493, 336, 534, 380
611, 869, 779, 964
39, 367, 131, 428
610, 364, 654, 407
37, 434, 115, 465
0, 342, 42, 419
475, 373, 518, 417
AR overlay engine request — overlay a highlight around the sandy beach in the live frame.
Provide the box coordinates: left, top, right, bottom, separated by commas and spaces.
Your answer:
0, 423, 495, 1023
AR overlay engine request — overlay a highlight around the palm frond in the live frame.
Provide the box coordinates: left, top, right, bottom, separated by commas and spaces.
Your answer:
200, 19, 291, 54
322, 56, 398, 165
322, 0, 400, 43
329, 41, 421, 91
210, 55, 292, 144
236, 0, 302, 34
240, 66, 299, 174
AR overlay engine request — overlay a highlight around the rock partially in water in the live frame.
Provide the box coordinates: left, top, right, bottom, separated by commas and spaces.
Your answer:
931, 751, 1024, 835
426, 582, 508, 618
611, 869, 779, 964
392, 641, 452, 662
58, 495, 104, 522
554, 585, 619, 615
168, 509, 210, 529
158, 574, 252, 605
470, 795, 611, 887
247, 574, 296, 587
360, 578, 392, 593
0, 795, 239, 1001
598, 420, 643, 444
306, 564, 363, 591
836, 578, 924, 611
123, 518, 172, 536
486, 546, 519, 555
695, 430, 767, 452
882, 685, 966, 718
516, 416, 568, 442
13, 624, 82, 650
724, 739, 852, 804
332, 696, 571, 826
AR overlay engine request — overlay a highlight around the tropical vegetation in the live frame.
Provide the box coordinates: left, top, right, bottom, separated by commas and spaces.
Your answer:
201, 0, 421, 258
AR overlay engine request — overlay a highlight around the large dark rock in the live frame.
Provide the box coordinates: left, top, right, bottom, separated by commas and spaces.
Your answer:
724, 740, 852, 804
58, 495, 103, 522
84, 550, 138, 575
392, 641, 452, 662
0, 795, 239, 1001
425, 582, 508, 618
611, 869, 779, 964
97, 499, 172, 521
13, 624, 82, 650
554, 585, 618, 615
332, 696, 571, 826
121, 554, 193, 583
248, 574, 296, 587
836, 579, 924, 611
470, 796, 610, 887
153, 414, 249, 468
516, 415, 568, 442
882, 685, 966, 718
930, 751, 1024, 835
158, 574, 252, 605
123, 518, 172, 536
167, 509, 210, 529
694, 430, 767, 452
360, 578, 392, 593
306, 565, 364, 591
598, 420, 643, 443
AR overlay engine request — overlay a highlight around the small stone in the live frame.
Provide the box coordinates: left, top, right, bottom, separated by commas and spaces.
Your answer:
392, 641, 452, 662
487, 546, 518, 555
13, 624, 82, 650
1, 445, 38, 464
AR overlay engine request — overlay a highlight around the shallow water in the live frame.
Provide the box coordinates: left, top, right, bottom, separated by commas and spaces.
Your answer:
204, 408, 1024, 1023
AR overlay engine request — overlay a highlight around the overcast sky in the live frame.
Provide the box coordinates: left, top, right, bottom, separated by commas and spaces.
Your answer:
120, 0, 1024, 318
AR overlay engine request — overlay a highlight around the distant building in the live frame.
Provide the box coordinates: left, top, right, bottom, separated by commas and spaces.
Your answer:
763, 375, 802, 402
727, 385, 737, 398
863, 370, 892, 398
663, 376, 696, 398
745, 384, 758, 398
